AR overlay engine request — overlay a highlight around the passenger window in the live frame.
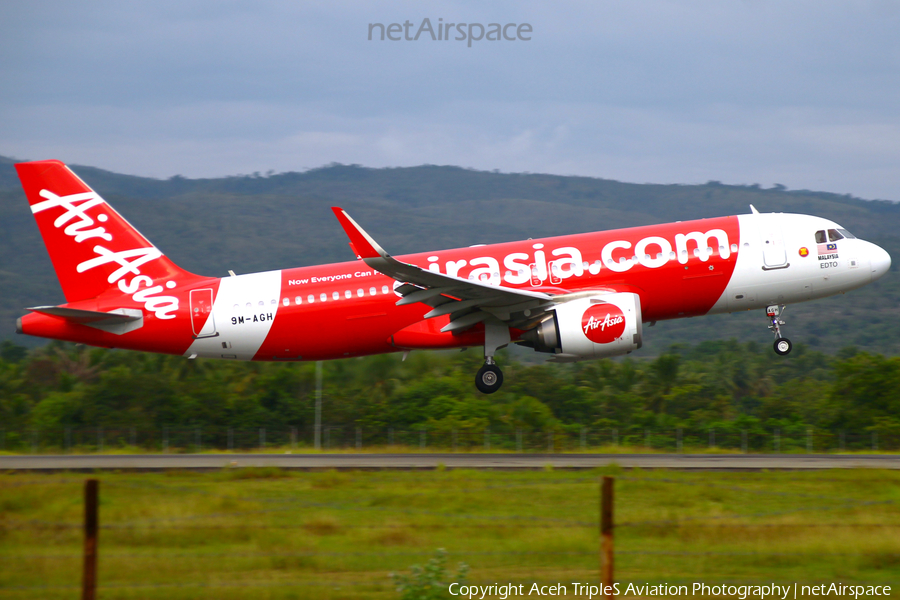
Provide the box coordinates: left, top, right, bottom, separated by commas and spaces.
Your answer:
815, 230, 826, 244
357, 289, 364, 297
282, 298, 289, 306
332, 291, 340, 300
345, 290, 352, 299
828, 229, 843, 242
308, 295, 315, 303
295, 296, 302, 305
382, 285, 390, 294
320, 293, 327, 302
369, 287, 376, 296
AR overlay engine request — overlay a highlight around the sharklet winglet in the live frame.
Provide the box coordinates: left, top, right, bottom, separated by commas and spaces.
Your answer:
331, 207, 387, 260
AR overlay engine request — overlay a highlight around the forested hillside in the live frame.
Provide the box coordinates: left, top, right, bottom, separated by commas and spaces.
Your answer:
1, 340, 897, 451
0, 156, 897, 354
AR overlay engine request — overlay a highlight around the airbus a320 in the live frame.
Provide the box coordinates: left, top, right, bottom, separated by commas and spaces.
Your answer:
14, 160, 891, 393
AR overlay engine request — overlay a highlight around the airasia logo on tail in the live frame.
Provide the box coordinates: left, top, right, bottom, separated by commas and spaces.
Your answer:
581, 303, 626, 344
31, 189, 179, 319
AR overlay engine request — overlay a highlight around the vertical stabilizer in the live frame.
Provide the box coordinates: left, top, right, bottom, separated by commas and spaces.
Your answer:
15, 160, 193, 303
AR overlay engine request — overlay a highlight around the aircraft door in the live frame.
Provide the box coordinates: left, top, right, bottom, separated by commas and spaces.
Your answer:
759, 217, 788, 269
549, 261, 563, 285
190, 288, 217, 338
529, 263, 543, 286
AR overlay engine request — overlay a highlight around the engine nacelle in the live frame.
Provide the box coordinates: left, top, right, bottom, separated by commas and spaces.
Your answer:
520, 292, 643, 362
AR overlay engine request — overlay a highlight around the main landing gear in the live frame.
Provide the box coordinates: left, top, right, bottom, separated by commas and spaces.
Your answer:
766, 304, 793, 356
475, 317, 510, 394
476, 359, 504, 394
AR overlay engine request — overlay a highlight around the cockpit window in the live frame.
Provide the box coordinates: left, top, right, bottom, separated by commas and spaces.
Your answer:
827, 229, 843, 242
815, 230, 827, 244
838, 228, 856, 239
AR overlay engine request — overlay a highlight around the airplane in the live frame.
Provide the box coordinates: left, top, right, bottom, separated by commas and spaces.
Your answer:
14, 160, 892, 393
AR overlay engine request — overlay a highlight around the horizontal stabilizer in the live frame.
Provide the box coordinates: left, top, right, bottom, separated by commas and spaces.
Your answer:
26, 306, 144, 335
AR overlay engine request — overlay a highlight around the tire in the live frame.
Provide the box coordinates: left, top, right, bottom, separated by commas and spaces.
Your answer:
774, 338, 792, 356
475, 363, 504, 394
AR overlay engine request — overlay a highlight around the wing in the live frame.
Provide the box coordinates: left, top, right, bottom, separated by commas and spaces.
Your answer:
331, 207, 556, 333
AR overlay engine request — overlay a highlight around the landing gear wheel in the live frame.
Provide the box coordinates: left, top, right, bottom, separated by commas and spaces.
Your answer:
475, 363, 503, 394
774, 338, 792, 356
766, 305, 793, 356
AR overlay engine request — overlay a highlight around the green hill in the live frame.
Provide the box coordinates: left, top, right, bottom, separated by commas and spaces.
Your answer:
0, 157, 897, 355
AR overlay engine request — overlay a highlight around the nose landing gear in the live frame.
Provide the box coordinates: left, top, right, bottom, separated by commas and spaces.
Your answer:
767, 305, 792, 355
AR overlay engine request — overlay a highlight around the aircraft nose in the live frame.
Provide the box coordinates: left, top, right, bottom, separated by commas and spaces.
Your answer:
870, 243, 891, 282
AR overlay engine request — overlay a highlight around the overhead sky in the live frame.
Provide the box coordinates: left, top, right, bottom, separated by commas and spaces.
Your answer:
2, 1, 899, 200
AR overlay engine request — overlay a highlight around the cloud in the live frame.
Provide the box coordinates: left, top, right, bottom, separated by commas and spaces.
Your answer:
1, 0, 899, 199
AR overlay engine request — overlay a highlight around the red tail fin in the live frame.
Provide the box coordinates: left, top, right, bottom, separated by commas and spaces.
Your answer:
16, 160, 193, 303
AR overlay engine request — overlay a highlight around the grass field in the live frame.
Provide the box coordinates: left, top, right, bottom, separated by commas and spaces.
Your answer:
1, 468, 899, 599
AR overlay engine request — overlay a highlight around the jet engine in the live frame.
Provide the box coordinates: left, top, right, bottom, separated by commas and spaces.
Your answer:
520, 292, 643, 362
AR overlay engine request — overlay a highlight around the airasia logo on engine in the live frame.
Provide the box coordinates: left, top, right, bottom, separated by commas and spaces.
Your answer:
581, 304, 626, 344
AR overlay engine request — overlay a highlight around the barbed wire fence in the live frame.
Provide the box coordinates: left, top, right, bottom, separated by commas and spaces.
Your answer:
1, 474, 898, 597
1, 425, 897, 454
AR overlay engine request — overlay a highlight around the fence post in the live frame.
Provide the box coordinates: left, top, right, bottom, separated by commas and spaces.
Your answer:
741, 430, 747, 454
453, 429, 458, 452
484, 428, 490, 451
516, 429, 522, 453
600, 476, 614, 598
775, 429, 780, 453
82, 479, 99, 600
356, 427, 362, 450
